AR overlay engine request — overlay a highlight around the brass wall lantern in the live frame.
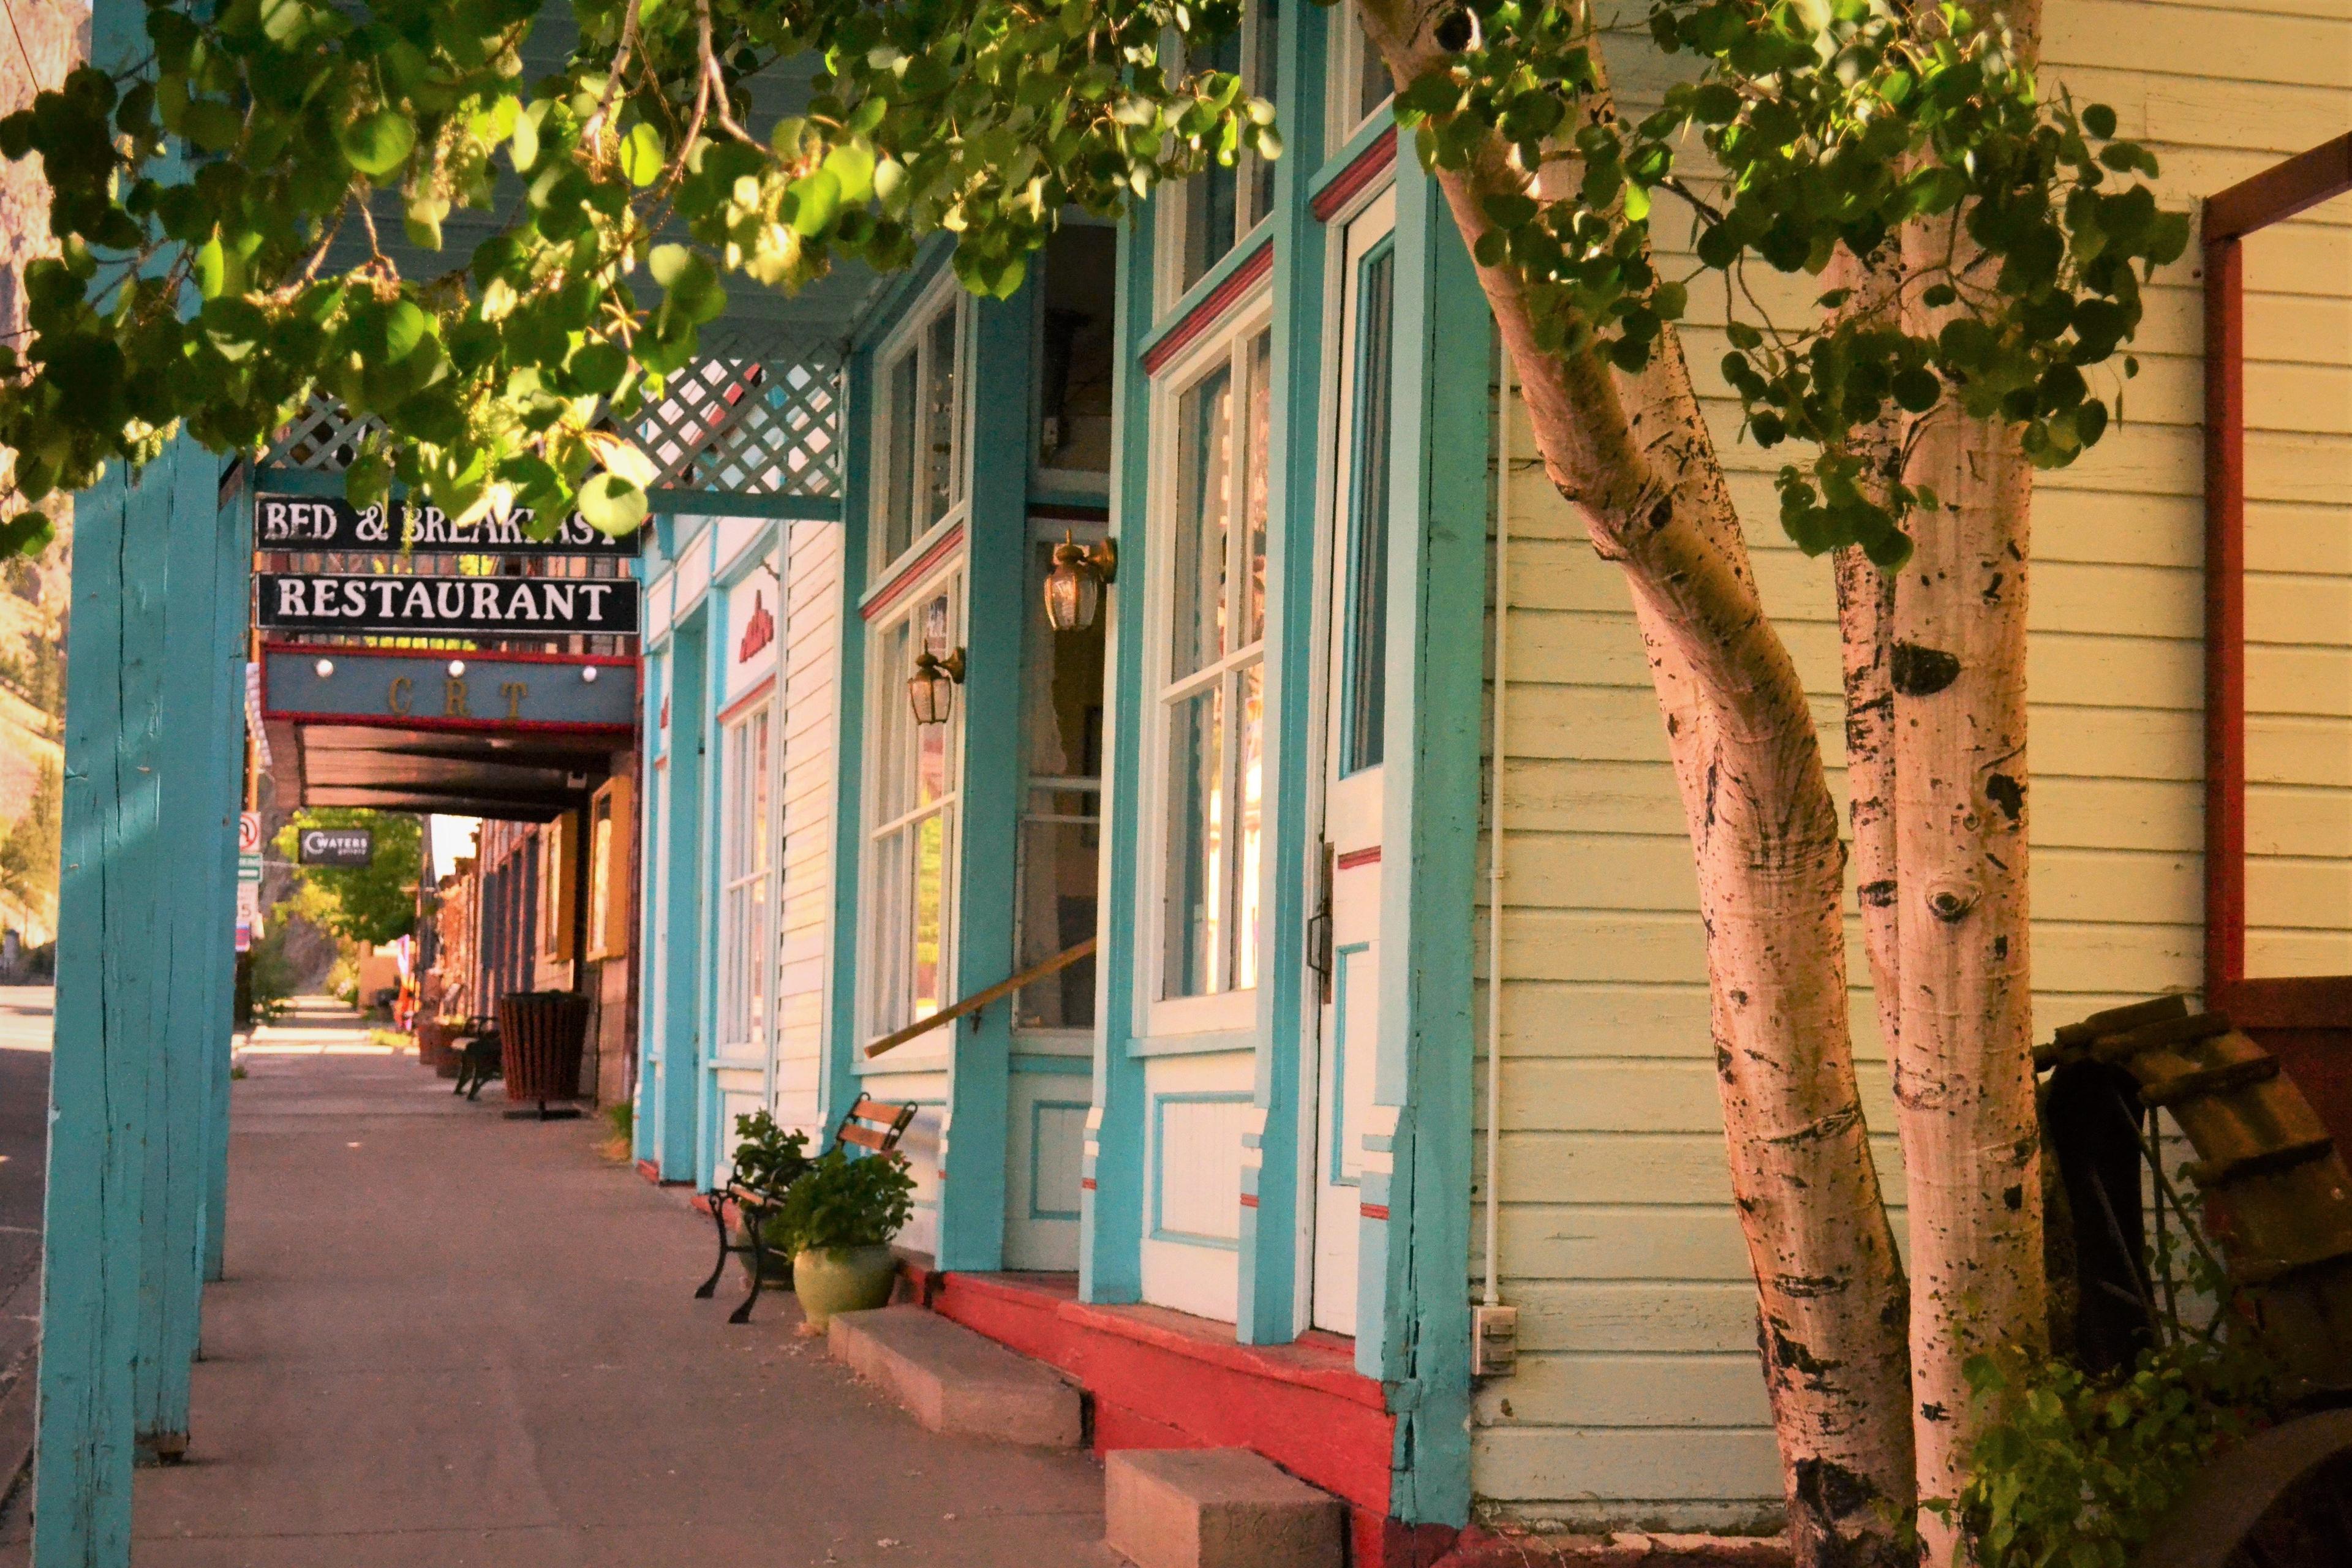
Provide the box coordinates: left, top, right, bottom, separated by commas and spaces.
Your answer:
1042, 532, 1118, 633
908, 646, 967, 726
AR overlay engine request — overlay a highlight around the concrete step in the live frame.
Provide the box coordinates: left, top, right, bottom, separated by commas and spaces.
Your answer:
1104, 1447, 1345, 1568
826, 1305, 1084, 1447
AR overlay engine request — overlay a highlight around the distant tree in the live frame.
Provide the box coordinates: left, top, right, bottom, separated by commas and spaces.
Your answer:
0, 756, 59, 917
274, 809, 421, 947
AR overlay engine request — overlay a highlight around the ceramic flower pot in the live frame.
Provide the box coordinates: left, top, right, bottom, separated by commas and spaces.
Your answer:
791, 1244, 897, 1329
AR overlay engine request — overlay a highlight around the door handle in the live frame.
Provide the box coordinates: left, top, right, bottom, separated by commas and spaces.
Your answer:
1306, 842, 1335, 1003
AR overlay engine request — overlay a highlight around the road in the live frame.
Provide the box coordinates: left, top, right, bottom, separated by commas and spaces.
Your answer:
0, 986, 50, 1513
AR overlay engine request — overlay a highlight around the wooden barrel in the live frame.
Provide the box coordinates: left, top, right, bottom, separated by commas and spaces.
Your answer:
496, 992, 590, 1103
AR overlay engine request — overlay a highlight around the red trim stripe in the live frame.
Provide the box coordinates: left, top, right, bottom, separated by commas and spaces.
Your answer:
1311, 127, 1398, 224
1238, 1193, 1259, 1209
1080, 1177, 1097, 1191
1142, 241, 1275, 377
1359, 1204, 1389, 1221
715, 673, 777, 729
1335, 845, 1382, 871
861, 523, 966, 622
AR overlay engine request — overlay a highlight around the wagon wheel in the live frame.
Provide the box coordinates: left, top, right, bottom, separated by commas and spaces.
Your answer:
2132, 1409, 2352, 1568
2044, 997, 2352, 1395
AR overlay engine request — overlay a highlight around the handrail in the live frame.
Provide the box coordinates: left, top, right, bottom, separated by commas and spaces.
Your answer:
863, 937, 1099, 1059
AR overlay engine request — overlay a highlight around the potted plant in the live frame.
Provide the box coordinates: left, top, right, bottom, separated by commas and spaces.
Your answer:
773, 1147, 914, 1330
728, 1112, 811, 1283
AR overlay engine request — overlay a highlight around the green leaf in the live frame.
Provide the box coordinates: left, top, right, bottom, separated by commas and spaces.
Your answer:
2082, 103, 2118, 140
576, 472, 647, 537
339, 109, 415, 177
786, 169, 841, 236
619, 121, 665, 186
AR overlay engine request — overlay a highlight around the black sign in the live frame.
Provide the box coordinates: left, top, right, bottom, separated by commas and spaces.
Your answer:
298, 827, 374, 867
255, 493, 644, 557
257, 574, 641, 636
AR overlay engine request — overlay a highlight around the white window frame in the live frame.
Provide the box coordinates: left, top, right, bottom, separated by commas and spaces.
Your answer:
1137, 296, 1276, 1039
857, 558, 968, 1058
1325, 8, 1395, 151
867, 273, 974, 589
715, 701, 774, 1064
1156, 0, 1281, 313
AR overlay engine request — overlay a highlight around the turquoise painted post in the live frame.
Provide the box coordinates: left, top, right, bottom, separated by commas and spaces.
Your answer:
934, 289, 1035, 1273
1362, 164, 1488, 1526
1078, 214, 1158, 1307
632, 639, 666, 1167
657, 611, 709, 1182
1234, 0, 1331, 1348
200, 480, 249, 1287
134, 448, 241, 1457
693, 548, 729, 1189
819, 347, 872, 1137
34, 428, 221, 1565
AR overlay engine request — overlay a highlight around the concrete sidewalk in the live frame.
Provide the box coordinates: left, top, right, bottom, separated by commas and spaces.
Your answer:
1, 1003, 1112, 1566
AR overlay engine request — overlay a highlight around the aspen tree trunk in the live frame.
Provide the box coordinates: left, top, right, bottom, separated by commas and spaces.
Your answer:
1890, 7, 2046, 1550
1353, 7, 1914, 1559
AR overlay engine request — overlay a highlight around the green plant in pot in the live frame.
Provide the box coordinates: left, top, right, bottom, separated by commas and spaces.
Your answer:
772, 1147, 914, 1330
727, 1112, 811, 1283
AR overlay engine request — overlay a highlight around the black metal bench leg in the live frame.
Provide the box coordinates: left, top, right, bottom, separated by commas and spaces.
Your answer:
694, 1195, 729, 1300
729, 1207, 767, 1325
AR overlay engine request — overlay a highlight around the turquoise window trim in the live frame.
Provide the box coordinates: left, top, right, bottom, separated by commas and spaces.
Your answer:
1147, 1090, 1254, 1251
1011, 1052, 1093, 1076
1308, 111, 1398, 209
1028, 470, 1112, 508
846, 234, 954, 351
1325, 941, 1373, 1188
655, 491, 840, 522
1126, 1028, 1259, 1060
692, 584, 733, 1190
1136, 227, 1275, 364
1336, 233, 1398, 781
1230, 0, 1333, 1349
1028, 1099, 1090, 1221
654, 608, 710, 1183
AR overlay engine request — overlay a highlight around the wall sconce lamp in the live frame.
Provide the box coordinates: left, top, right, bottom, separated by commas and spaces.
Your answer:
908, 647, 967, 726
1042, 532, 1118, 634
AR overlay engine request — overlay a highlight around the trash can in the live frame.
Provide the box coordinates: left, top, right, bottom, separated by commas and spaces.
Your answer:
496, 991, 590, 1120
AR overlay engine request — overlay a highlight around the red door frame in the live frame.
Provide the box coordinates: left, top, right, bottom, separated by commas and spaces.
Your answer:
2202, 134, 2352, 1019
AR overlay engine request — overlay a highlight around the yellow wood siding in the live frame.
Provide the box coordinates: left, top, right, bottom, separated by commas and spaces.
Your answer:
1473, 3, 2352, 1529
771, 516, 844, 1135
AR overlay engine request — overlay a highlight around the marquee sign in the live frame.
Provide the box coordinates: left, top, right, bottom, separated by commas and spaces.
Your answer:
260, 646, 639, 733
256, 573, 641, 636
255, 492, 644, 557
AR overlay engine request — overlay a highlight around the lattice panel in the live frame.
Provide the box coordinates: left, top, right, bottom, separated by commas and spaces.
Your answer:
633, 348, 842, 498
263, 341, 843, 500
266, 395, 383, 472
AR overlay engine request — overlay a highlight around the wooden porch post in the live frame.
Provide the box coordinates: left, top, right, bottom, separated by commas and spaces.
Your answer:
33, 427, 226, 1564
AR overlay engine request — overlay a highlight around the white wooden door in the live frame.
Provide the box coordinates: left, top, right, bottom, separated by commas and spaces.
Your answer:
1311, 188, 1398, 1336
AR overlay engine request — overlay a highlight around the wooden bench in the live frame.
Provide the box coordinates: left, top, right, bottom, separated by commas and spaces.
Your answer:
449, 1014, 502, 1101
694, 1093, 919, 1324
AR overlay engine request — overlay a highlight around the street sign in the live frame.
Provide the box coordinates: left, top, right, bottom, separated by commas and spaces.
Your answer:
238, 853, 263, 883
254, 493, 643, 557
236, 880, 261, 921
298, 827, 374, 867
256, 573, 641, 637
238, 811, 262, 853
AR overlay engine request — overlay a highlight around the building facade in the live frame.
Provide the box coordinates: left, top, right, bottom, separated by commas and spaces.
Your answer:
631, 3, 2352, 1555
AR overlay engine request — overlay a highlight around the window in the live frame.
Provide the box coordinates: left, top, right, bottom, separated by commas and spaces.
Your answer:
864, 578, 963, 1041
1339, 244, 1395, 774
717, 707, 773, 1055
1038, 227, 1120, 480
586, 775, 633, 961
1167, 1, 1281, 299
1156, 325, 1272, 1005
1329, 8, 1393, 145
1016, 525, 1109, 1030
873, 288, 970, 579
538, 813, 577, 963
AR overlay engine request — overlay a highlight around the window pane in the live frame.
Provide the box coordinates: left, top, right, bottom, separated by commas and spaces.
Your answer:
870, 829, 907, 1029
1240, 330, 1272, 648
1354, 14, 1389, 125
747, 877, 769, 1038
873, 620, 911, 822
923, 307, 960, 527
1250, 0, 1280, 224
1161, 684, 1225, 999
1026, 540, 1108, 780
1179, 26, 1244, 293
912, 810, 949, 1020
1171, 366, 1234, 680
1229, 660, 1264, 991
1343, 248, 1395, 774
750, 712, 772, 871
1015, 812, 1100, 1029
883, 350, 918, 567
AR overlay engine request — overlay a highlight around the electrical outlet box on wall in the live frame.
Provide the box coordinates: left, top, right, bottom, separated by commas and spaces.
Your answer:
1472, 1303, 1518, 1377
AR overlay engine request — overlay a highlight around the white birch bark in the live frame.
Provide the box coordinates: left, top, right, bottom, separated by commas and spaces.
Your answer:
1351, 7, 1915, 1559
